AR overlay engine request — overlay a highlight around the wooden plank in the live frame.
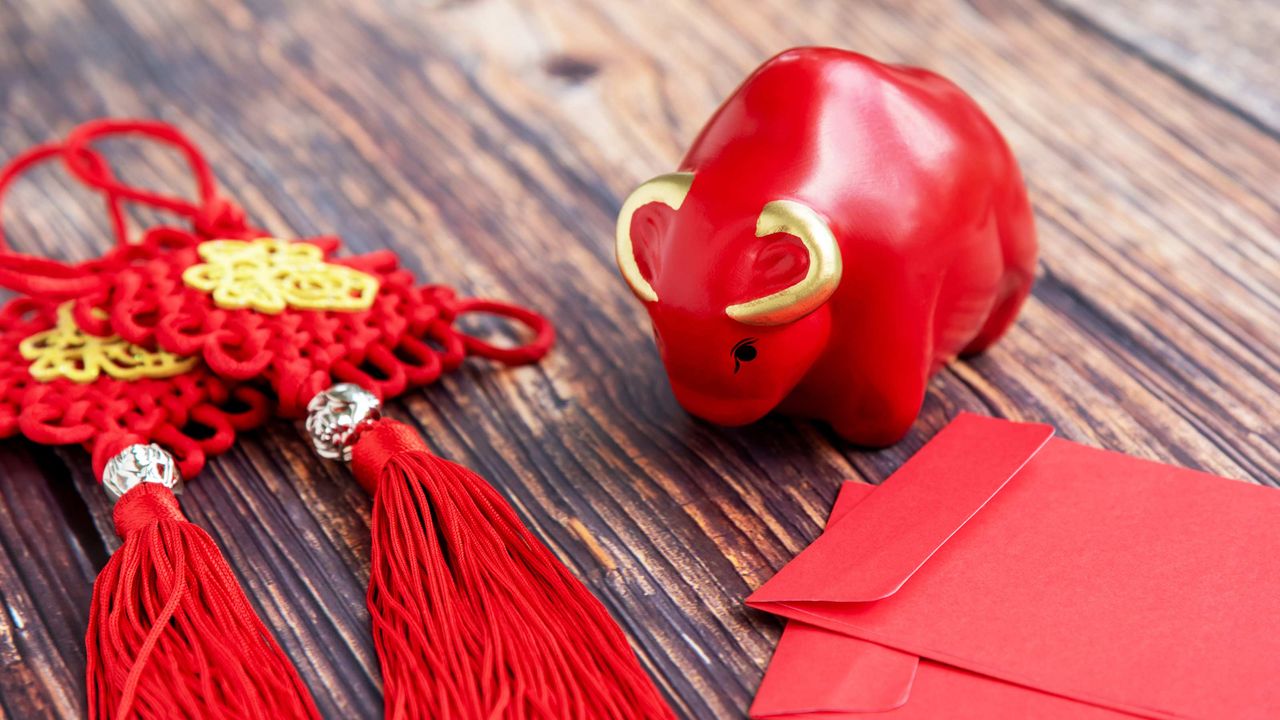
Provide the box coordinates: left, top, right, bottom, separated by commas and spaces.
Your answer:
0, 0, 1275, 717
1049, 0, 1280, 134
0, 445, 96, 720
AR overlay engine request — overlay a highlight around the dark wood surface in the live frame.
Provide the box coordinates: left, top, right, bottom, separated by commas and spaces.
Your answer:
0, 0, 1276, 717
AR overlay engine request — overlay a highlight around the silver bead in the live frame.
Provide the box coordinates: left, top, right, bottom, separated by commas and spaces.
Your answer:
305, 383, 382, 462
102, 444, 184, 503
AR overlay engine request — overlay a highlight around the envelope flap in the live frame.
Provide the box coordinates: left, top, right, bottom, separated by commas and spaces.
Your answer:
748, 414, 1053, 604
750, 622, 919, 717
751, 483, 921, 718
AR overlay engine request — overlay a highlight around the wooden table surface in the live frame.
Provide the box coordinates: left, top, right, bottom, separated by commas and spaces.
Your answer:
0, 0, 1276, 717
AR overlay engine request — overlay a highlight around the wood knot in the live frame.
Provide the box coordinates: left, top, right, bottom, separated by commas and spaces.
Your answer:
544, 55, 599, 84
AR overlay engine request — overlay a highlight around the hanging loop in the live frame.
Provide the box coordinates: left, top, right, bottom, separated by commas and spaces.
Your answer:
0, 141, 130, 297
63, 118, 257, 240
64, 119, 217, 217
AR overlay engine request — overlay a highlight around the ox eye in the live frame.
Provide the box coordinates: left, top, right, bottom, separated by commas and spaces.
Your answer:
732, 338, 758, 374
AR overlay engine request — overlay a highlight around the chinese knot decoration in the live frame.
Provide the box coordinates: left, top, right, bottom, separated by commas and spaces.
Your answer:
615, 48, 1038, 445
0, 119, 671, 720
0, 142, 271, 480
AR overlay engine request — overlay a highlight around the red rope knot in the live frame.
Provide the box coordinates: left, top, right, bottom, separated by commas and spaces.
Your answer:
421, 285, 461, 319
112, 483, 186, 538
193, 195, 250, 239
350, 418, 430, 494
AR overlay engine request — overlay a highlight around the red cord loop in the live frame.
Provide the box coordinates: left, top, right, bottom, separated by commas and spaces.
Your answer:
62, 119, 259, 241
0, 142, 133, 297
448, 297, 555, 366
63, 119, 220, 216
0, 142, 129, 252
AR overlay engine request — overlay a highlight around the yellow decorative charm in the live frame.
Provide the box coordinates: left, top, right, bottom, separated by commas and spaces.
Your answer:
182, 237, 379, 315
20, 304, 198, 384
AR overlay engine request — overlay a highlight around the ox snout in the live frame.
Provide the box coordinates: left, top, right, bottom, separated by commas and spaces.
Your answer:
667, 378, 778, 427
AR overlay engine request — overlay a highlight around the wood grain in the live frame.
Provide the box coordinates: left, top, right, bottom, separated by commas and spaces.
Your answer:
1050, 0, 1280, 134
0, 0, 1276, 717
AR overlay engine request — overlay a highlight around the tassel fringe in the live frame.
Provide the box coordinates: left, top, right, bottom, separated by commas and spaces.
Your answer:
86, 483, 320, 720
351, 418, 673, 719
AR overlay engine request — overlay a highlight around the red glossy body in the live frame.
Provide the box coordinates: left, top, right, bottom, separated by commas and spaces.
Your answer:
622, 48, 1036, 445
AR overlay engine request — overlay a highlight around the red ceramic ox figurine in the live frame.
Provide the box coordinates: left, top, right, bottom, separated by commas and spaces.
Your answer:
615, 48, 1037, 445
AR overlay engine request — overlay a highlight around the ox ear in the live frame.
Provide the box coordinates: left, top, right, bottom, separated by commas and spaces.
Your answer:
615, 172, 693, 302
626, 200, 676, 296
746, 233, 811, 298
726, 200, 842, 326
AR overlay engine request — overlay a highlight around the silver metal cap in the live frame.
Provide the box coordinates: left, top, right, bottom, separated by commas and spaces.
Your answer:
305, 383, 382, 462
102, 443, 184, 502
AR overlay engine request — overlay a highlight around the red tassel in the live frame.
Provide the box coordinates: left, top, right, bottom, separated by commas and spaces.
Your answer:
85, 483, 321, 720
350, 418, 673, 719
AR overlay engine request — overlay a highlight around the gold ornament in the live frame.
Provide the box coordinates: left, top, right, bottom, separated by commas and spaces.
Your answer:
182, 237, 379, 315
20, 303, 198, 383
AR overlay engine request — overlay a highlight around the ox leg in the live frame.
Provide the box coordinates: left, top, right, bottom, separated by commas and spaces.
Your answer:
963, 189, 1038, 355
961, 264, 1034, 356
782, 324, 931, 447
827, 387, 925, 447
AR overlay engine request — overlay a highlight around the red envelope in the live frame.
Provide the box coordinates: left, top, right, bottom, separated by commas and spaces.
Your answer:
748, 414, 1280, 720
752, 483, 1142, 719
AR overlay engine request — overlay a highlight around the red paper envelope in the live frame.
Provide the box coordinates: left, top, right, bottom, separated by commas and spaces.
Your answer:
752, 483, 1142, 719
748, 414, 1280, 720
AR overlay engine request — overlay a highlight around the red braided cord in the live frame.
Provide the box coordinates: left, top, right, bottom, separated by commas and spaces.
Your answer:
0, 142, 127, 297
63, 119, 257, 240
64, 119, 216, 218
450, 297, 556, 366
0, 141, 130, 250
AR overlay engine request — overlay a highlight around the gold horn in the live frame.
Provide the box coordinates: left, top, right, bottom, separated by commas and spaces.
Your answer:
726, 200, 842, 325
614, 172, 694, 302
